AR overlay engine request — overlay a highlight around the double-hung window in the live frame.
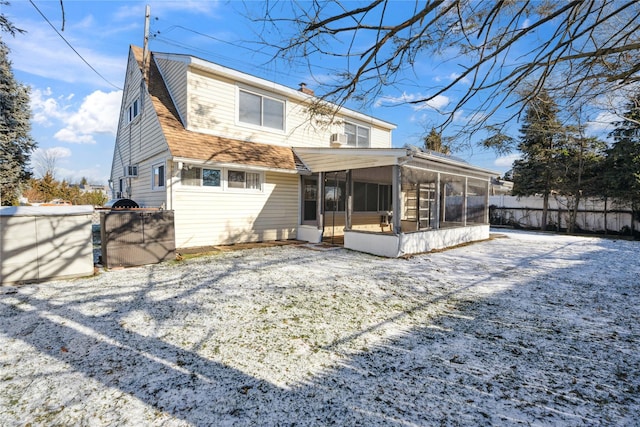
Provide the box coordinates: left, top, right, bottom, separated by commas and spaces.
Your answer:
128, 98, 140, 123
152, 163, 165, 189
344, 122, 370, 147
239, 89, 284, 131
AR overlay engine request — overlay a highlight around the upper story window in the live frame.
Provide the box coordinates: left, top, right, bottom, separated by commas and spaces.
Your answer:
127, 98, 140, 123
239, 89, 284, 131
345, 122, 370, 147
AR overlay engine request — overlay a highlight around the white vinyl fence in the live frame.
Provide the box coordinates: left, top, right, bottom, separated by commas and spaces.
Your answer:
489, 195, 638, 235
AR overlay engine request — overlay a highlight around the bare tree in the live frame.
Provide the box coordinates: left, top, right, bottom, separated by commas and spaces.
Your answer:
253, 1, 640, 140
32, 147, 70, 179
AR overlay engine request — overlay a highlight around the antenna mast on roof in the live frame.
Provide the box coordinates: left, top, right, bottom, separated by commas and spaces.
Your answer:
142, 4, 151, 83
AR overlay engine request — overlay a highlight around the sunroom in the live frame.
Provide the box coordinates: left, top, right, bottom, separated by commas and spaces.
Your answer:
294, 147, 497, 257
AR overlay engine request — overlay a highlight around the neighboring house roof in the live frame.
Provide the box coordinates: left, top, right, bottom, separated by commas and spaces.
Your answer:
131, 45, 304, 173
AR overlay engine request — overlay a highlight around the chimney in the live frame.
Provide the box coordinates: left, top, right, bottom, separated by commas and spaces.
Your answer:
299, 82, 315, 96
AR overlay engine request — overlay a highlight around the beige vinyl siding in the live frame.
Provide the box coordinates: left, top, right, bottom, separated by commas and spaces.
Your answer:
111, 49, 170, 208
185, 66, 393, 148
132, 152, 169, 208
154, 57, 188, 126
186, 67, 236, 136
173, 171, 299, 248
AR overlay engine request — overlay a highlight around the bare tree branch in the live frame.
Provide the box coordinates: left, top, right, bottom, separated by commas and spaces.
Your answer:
251, 0, 640, 143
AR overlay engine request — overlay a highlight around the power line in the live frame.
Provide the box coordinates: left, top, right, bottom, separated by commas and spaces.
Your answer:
29, 0, 122, 91
153, 24, 341, 79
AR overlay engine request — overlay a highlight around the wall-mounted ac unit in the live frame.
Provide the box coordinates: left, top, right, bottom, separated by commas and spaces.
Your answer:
126, 165, 138, 177
330, 133, 347, 147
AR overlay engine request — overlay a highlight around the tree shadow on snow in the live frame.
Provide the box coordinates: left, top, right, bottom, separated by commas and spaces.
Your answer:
1, 232, 638, 425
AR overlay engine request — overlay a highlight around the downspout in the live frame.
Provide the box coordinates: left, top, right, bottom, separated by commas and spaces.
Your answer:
317, 172, 324, 233
463, 176, 468, 227
434, 172, 441, 229
485, 179, 490, 224
345, 170, 352, 232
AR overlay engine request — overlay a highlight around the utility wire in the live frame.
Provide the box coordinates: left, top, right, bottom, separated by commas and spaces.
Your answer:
155, 24, 340, 76
29, 0, 122, 90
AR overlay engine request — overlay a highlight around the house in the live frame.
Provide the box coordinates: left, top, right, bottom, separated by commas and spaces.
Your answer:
109, 45, 497, 257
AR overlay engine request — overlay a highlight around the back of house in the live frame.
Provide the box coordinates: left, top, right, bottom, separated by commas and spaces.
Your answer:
110, 45, 396, 249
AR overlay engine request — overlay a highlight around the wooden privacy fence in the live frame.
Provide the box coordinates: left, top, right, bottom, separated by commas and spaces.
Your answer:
489, 195, 638, 235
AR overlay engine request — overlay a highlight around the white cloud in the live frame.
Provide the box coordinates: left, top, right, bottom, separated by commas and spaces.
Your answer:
30, 88, 123, 144
56, 165, 109, 185
585, 111, 619, 136
114, 1, 221, 21
448, 72, 471, 85
54, 129, 96, 144
376, 92, 450, 111
5, 23, 124, 89
32, 146, 73, 160
374, 92, 418, 107
413, 95, 450, 111
55, 90, 122, 144
30, 88, 69, 125
494, 153, 520, 168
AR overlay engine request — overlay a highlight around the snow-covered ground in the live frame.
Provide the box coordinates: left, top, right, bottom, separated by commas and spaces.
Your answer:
1, 229, 638, 426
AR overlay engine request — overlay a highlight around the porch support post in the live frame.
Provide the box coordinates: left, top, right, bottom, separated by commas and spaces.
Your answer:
345, 170, 352, 231
463, 176, 468, 227
317, 172, 324, 230
392, 165, 401, 234
434, 172, 441, 229
485, 179, 490, 224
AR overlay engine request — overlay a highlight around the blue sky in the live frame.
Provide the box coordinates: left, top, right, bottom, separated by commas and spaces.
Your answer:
2, 1, 615, 185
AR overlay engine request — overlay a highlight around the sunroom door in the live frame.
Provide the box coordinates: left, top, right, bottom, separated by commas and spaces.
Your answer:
302, 176, 317, 223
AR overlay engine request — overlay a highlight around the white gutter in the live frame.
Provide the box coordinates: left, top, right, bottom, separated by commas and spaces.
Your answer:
171, 156, 303, 175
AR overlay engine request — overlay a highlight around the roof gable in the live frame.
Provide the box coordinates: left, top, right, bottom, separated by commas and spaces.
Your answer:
130, 45, 302, 173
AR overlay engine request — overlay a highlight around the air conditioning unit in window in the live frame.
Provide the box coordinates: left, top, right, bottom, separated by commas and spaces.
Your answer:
330, 133, 347, 147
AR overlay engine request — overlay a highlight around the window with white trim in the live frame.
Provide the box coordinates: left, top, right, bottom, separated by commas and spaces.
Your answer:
180, 167, 222, 188
152, 163, 165, 189
344, 122, 370, 147
228, 170, 261, 190
238, 89, 284, 131
126, 165, 138, 177
127, 98, 140, 123
117, 178, 124, 198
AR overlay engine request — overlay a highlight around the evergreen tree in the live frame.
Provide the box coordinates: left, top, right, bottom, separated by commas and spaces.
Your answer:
606, 93, 640, 237
511, 91, 563, 230
423, 128, 450, 155
555, 127, 606, 233
0, 33, 35, 205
